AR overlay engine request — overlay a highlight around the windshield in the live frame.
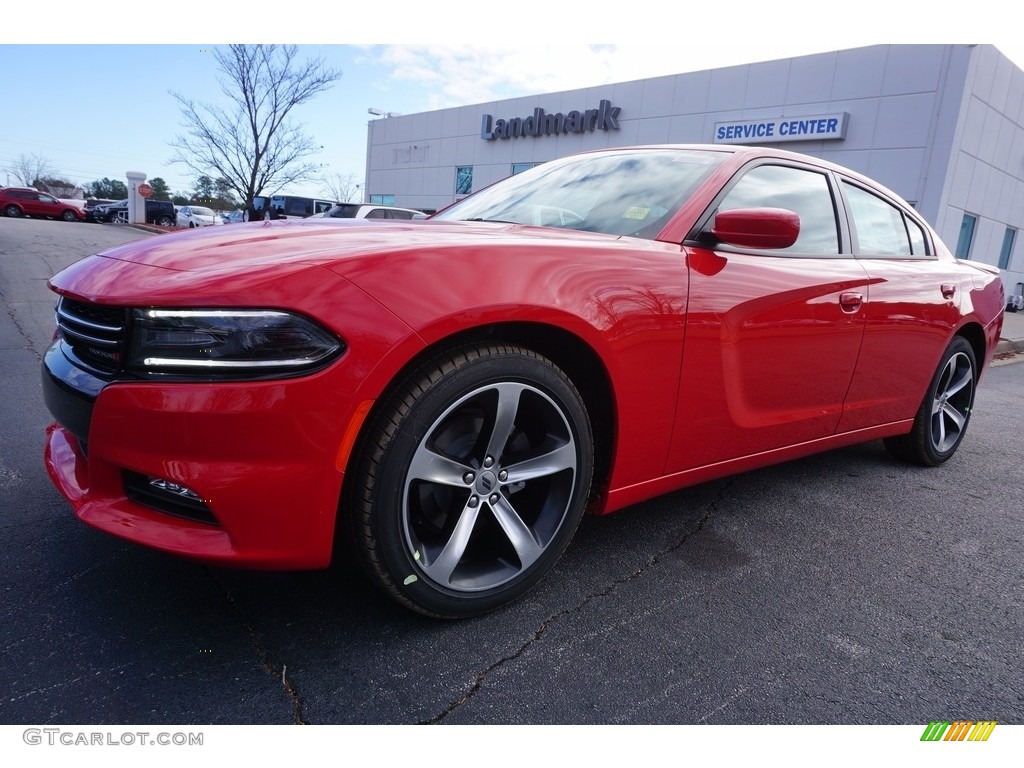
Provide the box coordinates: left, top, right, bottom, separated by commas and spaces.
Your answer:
192, 207, 215, 217
433, 148, 727, 239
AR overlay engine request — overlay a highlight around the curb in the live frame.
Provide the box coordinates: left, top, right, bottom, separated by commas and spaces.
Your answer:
996, 338, 1024, 355
126, 223, 171, 235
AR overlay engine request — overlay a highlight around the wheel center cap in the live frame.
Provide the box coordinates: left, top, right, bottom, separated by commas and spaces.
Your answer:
476, 471, 497, 494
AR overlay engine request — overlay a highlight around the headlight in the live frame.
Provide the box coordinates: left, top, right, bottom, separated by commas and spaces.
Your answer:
126, 309, 343, 377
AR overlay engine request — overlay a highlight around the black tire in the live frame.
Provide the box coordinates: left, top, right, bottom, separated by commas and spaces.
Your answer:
884, 336, 976, 466
156, 215, 173, 226
61, 209, 78, 222
4, 204, 20, 218
348, 343, 594, 618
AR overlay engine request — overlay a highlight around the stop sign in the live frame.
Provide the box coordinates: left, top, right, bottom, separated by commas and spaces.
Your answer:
138, 183, 153, 199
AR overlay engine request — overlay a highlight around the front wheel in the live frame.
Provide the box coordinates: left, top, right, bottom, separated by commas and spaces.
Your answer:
884, 336, 977, 466
61, 209, 78, 222
348, 344, 594, 618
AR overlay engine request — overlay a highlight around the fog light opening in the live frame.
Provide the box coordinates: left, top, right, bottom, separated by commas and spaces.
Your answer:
122, 471, 219, 526
147, 476, 204, 502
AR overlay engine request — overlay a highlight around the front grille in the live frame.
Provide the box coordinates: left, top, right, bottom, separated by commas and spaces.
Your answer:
55, 297, 128, 375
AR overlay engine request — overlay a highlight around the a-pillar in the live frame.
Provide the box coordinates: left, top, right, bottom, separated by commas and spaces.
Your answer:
125, 171, 147, 224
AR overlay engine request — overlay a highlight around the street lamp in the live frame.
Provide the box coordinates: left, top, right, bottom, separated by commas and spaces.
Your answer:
367, 108, 402, 118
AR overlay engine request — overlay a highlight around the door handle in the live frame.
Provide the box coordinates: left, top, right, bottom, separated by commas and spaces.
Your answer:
839, 292, 863, 312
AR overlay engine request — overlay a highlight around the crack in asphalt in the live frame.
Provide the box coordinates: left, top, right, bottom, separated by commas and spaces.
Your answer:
421, 482, 733, 724
206, 570, 308, 724
0, 286, 42, 363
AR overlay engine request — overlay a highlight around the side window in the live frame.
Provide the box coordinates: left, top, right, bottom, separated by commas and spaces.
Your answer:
364, 208, 388, 219
907, 216, 929, 256
314, 201, 333, 215
390, 210, 415, 219
286, 198, 312, 216
718, 164, 839, 255
842, 181, 915, 256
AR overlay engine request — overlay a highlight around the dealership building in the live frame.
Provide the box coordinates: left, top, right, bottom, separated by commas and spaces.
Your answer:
364, 44, 1024, 297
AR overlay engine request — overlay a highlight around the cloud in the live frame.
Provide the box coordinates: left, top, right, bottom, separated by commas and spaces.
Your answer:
367, 42, 891, 112
371, 44, 703, 110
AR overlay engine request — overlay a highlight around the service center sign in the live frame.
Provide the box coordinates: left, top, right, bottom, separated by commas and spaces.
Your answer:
714, 113, 849, 144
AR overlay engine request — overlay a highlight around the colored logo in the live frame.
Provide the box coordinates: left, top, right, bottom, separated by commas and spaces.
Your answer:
920, 721, 997, 741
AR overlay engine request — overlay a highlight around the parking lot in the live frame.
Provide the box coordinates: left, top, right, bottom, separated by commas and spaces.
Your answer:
1, 215, 1022, 726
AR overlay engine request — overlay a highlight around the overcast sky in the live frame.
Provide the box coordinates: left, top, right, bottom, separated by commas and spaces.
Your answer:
3, 4, 1022, 200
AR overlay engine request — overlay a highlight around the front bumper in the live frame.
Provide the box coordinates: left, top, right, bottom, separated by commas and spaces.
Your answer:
41, 341, 350, 569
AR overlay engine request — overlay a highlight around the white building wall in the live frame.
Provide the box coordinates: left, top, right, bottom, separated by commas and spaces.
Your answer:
365, 44, 1024, 296
933, 46, 1024, 296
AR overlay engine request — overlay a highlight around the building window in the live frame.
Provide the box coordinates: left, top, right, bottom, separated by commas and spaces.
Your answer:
955, 213, 977, 259
370, 194, 395, 205
512, 163, 539, 175
998, 227, 1017, 270
455, 167, 473, 196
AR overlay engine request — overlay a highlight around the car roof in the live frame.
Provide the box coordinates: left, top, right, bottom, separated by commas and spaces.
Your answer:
587, 143, 902, 199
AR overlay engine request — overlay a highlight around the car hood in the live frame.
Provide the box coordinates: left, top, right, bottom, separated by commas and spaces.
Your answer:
82, 218, 627, 273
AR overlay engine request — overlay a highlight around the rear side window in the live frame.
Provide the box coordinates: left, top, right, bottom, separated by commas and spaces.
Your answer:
718, 164, 840, 255
842, 181, 928, 256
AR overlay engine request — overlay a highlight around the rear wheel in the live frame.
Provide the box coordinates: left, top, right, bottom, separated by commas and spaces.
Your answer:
156, 215, 173, 226
348, 344, 593, 618
4, 205, 20, 218
884, 336, 976, 466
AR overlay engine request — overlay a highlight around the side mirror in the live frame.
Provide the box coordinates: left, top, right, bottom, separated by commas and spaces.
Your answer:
710, 207, 800, 249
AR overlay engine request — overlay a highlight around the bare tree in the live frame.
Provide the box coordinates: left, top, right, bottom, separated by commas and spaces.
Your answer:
7, 153, 54, 187
320, 171, 361, 203
169, 45, 342, 217
35, 177, 82, 198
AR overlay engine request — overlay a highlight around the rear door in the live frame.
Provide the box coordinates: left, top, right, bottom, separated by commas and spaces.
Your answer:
666, 161, 871, 472
835, 179, 963, 431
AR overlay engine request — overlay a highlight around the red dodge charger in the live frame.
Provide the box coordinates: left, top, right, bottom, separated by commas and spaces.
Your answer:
41, 146, 1006, 617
